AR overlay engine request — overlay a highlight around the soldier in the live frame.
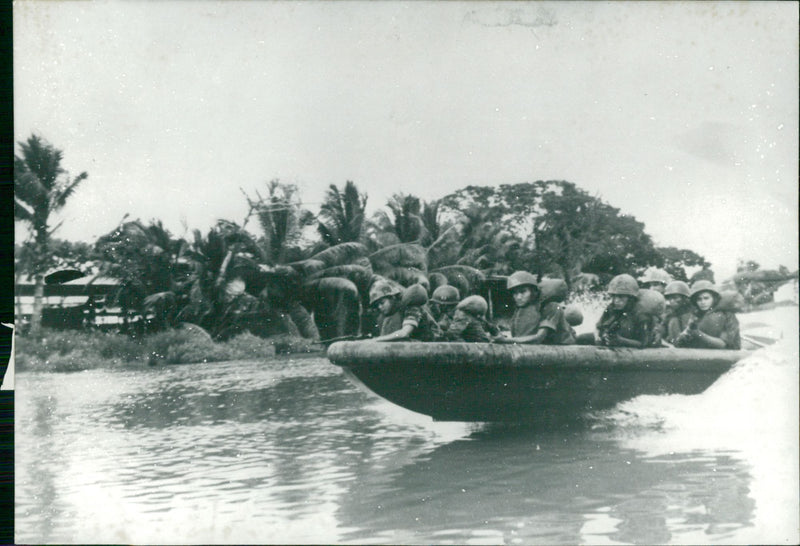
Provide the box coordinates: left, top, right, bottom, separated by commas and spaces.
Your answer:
369, 281, 436, 342
596, 274, 653, 348
661, 280, 694, 345
429, 285, 460, 333
494, 271, 540, 343
639, 267, 671, 294
443, 295, 496, 342
494, 273, 574, 345
674, 280, 740, 350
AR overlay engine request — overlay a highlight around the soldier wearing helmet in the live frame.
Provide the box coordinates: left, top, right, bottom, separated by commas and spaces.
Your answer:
495, 273, 575, 345
595, 274, 654, 348
674, 280, 740, 349
429, 285, 461, 332
442, 295, 497, 343
638, 267, 671, 294
660, 281, 694, 345
369, 281, 436, 342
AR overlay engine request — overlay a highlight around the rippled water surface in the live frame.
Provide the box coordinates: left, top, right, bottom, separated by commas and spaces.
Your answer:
15, 307, 799, 544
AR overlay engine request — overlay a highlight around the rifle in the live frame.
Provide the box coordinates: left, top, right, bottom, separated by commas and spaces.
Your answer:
312, 334, 372, 346
597, 311, 623, 346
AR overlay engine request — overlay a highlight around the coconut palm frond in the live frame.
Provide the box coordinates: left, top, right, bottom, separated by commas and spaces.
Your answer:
51, 171, 88, 209
428, 271, 449, 293
307, 264, 373, 294
143, 291, 176, 309
431, 265, 486, 295
384, 266, 430, 289
317, 181, 368, 245
308, 241, 368, 268
288, 259, 326, 276
303, 276, 360, 299
286, 301, 320, 340
369, 243, 427, 273
302, 277, 361, 340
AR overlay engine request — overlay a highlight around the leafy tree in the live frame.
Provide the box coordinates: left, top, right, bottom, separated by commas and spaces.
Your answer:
317, 181, 368, 246
14, 134, 88, 334
657, 246, 707, 282
442, 181, 661, 282
736, 259, 761, 273
452, 206, 520, 274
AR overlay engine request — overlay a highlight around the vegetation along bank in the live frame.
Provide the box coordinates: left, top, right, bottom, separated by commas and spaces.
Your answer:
14, 134, 797, 371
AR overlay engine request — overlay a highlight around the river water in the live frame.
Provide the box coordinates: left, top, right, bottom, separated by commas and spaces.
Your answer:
15, 307, 799, 544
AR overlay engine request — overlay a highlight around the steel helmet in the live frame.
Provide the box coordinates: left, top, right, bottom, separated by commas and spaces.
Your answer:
564, 304, 584, 326
369, 280, 401, 305
507, 271, 538, 291
689, 280, 720, 301
430, 285, 461, 306
456, 295, 488, 317
607, 274, 639, 297
401, 283, 429, 307
639, 267, 671, 286
664, 280, 690, 298
538, 278, 568, 303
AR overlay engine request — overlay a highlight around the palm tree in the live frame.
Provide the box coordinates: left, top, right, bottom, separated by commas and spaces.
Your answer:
94, 219, 188, 333
422, 199, 462, 270
246, 180, 313, 265
366, 193, 427, 248
14, 134, 88, 335
455, 206, 519, 274
317, 181, 368, 246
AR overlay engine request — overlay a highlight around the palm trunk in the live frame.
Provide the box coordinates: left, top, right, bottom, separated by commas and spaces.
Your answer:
287, 301, 319, 340
30, 274, 44, 336
14, 271, 24, 329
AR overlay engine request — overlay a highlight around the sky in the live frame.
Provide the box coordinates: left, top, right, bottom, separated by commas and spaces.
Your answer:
13, 1, 799, 281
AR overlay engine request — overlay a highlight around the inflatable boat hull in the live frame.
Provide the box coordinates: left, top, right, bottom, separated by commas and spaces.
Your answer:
326, 341, 748, 422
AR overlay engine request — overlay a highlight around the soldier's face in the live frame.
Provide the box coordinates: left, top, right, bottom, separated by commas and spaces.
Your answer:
665, 294, 685, 311
512, 287, 532, 307
611, 295, 629, 310
695, 292, 714, 311
376, 297, 393, 314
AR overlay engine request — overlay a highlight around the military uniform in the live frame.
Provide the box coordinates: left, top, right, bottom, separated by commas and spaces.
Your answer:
537, 301, 576, 345
434, 309, 456, 334
596, 304, 652, 347
380, 304, 437, 342
661, 306, 694, 345
510, 304, 541, 337
675, 309, 740, 350
444, 315, 492, 342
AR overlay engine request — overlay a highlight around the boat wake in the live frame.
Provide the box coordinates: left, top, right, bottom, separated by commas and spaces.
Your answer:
586, 305, 799, 543
593, 305, 797, 440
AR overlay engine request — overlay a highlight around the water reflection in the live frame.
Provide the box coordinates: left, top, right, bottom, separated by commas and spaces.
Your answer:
333, 424, 754, 544
16, 395, 63, 543
14, 351, 782, 544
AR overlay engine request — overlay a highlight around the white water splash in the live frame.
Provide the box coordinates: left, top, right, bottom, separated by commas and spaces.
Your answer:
602, 305, 799, 544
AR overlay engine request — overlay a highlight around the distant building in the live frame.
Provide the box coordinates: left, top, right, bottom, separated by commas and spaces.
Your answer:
15, 271, 122, 330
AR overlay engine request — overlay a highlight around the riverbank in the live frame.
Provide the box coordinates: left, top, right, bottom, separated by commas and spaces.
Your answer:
14, 327, 322, 372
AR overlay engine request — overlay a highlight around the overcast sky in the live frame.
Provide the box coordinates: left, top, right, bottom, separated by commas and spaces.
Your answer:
14, 1, 798, 280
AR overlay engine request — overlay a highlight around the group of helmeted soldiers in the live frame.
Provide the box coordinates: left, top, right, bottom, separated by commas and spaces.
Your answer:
364, 267, 740, 350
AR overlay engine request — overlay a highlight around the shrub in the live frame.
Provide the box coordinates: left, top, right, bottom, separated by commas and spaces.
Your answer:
145, 328, 218, 364
221, 332, 277, 360
14, 326, 321, 372
14, 329, 144, 371
164, 341, 230, 364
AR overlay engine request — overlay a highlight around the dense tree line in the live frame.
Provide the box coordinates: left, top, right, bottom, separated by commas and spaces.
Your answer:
17, 134, 726, 340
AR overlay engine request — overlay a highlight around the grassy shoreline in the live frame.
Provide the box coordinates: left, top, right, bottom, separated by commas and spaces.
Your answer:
14, 327, 324, 372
